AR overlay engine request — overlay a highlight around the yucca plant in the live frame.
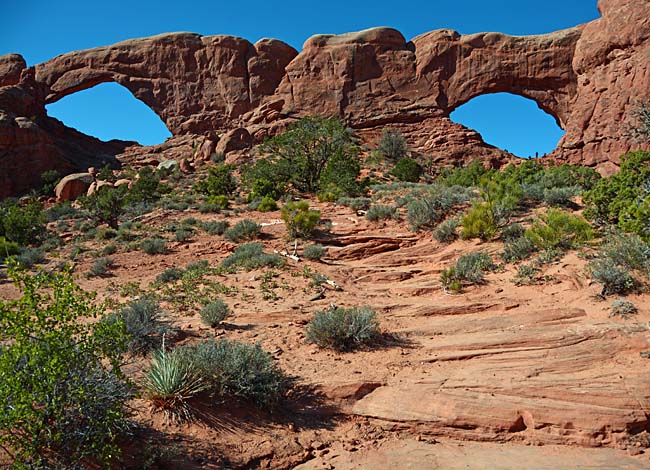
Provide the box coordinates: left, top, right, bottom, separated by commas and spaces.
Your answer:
142, 344, 207, 421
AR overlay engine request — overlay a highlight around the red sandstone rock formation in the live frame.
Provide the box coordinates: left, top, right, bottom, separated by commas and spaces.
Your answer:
1, 0, 649, 196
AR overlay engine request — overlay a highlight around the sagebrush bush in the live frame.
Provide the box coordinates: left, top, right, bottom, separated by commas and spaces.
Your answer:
0, 264, 131, 468
200, 299, 230, 327
156, 267, 185, 283
525, 209, 594, 250
141, 237, 168, 255
202, 220, 230, 235
179, 338, 287, 405
391, 157, 423, 182
501, 223, 526, 241
501, 236, 536, 263
610, 298, 638, 317
174, 227, 194, 243
224, 219, 262, 242
142, 347, 207, 421
221, 242, 285, 271
110, 298, 170, 355
366, 204, 397, 222
433, 218, 459, 243
377, 129, 407, 161
303, 244, 327, 261
88, 256, 115, 278
589, 258, 637, 296
281, 201, 321, 239
14, 247, 46, 269
455, 251, 496, 284
599, 231, 650, 275
543, 186, 580, 207
306, 306, 380, 351
337, 197, 371, 211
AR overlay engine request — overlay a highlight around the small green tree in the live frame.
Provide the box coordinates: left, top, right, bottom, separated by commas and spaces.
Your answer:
0, 263, 132, 468
81, 185, 128, 229
281, 201, 321, 239
391, 158, 423, 182
194, 164, 238, 197
0, 200, 46, 246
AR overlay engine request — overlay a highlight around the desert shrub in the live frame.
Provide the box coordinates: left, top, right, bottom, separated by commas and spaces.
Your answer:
126, 166, 165, 204
337, 196, 371, 211
513, 262, 540, 285
501, 236, 536, 263
306, 305, 380, 351
628, 99, 650, 143
303, 244, 327, 261
589, 258, 637, 296
81, 184, 128, 229
46, 201, 82, 222
319, 150, 362, 197
221, 242, 285, 271
200, 299, 230, 327
501, 223, 526, 241
366, 204, 397, 222
96, 226, 118, 240
391, 157, 423, 183
460, 202, 498, 241
584, 150, 650, 240
181, 338, 286, 405
248, 177, 284, 201
224, 219, 262, 242
455, 251, 496, 284
610, 298, 638, 317
433, 218, 459, 243
257, 195, 278, 212
281, 201, 321, 239
102, 243, 118, 256
174, 227, 194, 243
543, 186, 581, 207
38, 169, 61, 195
198, 201, 222, 213
438, 160, 493, 187
88, 256, 115, 278
186, 259, 210, 273
377, 129, 407, 161
201, 220, 230, 235
14, 247, 46, 269
406, 198, 440, 231
0, 264, 131, 468
251, 115, 358, 193
598, 231, 650, 275
141, 237, 168, 255
440, 267, 462, 293
0, 200, 46, 246
111, 297, 170, 355
142, 347, 207, 421
524, 209, 594, 250
194, 164, 238, 197
156, 266, 185, 283
0, 236, 20, 261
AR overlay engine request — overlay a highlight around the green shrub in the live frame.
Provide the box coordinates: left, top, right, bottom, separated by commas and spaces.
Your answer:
0, 236, 20, 261
180, 338, 286, 405
0, 264, 131, 468
461, 202, 498, 241
440, 267, 462, 293
377, 129, 407, 161
222, 242, 285, 271
337, 197, 371, 211
391, 157, 423, 183
174, 227, 194, 243
319, 150, 362, 197
127, 167, 164, 204
524, 209, 594, 250
433, 218, 459, 243
195, 164, 238, 197
598, 231, 650, 275
455, 251, 496, 284
202, 220, 230, 235
281, 201, 321, 239
14, 247, 46, 269
304, 244, 327, 261
248, 177, 284, 201
46, 201, 82, 222
257, 195, 278, 212
438, 160, 492, 187
200, 299, 230, 327
501, 223, 526, 241
156, 267, 185, 283
81, 185, 128, 229
206, 194, 230, 209
543, 186, 580, 207
111, 298, 170, 355
306, 306, 380, 351
589, 258, 637, 296
513, 263, 540, 285
252, 115, 358, 193
584, 151, 650, 240
88, 256, 115, 278
224, 219, 262, 242
610, 298, 638, 317
0, 200, 46, 245
141, 237, 168, 255
366, 204, 397, 222
142, 347, 207, 421
501, 236, 536, 263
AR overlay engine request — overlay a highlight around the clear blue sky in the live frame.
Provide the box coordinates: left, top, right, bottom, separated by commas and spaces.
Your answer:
2, 0, 600, 155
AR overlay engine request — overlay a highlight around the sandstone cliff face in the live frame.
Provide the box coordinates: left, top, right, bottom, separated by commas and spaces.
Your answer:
1, 0, 649, 196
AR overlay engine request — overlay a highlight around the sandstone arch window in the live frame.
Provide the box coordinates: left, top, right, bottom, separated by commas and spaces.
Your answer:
45, 82, 172, 146
449, 92, 565, 158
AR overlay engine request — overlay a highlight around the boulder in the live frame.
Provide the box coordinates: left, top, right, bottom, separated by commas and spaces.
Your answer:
215, 128, 253, 155
54, 172, 93, 201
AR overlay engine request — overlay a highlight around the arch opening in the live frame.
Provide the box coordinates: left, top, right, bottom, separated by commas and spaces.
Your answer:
449, 92, 565, 158
45, 82, 172, 146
